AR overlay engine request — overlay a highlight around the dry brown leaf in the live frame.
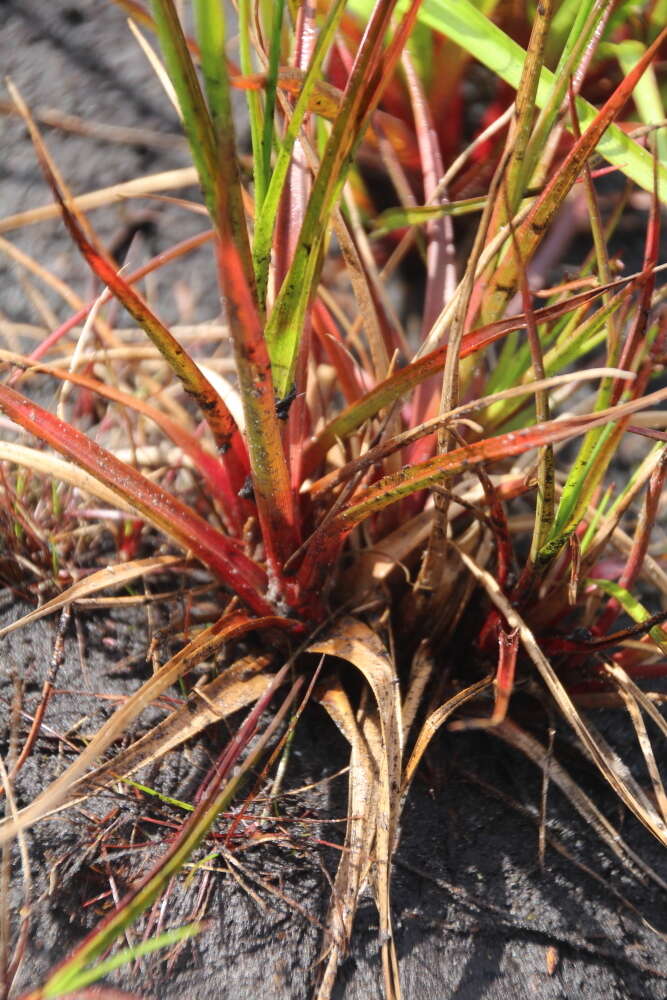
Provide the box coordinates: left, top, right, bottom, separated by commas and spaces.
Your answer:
456, 547, 667, 848
341, 508, 433, 603
401, 640, 434, 744
0, 613, 289, 845
48, 655, 273, 816
0, 167, 199, 233
126, 16, 182, 118
0, 234, 87, 312
491, 719, 667, 890
401, 676, 492, 801
0, 554, 185, 638
0, 442, 135, 516
615, 685, 667, 824
603, 661, 667, 741
316, 677, 378, 1000
309, 617, 403, 1000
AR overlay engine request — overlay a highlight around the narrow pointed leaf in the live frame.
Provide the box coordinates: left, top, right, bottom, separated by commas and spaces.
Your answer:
349, 0, 667, 201
484, 26, 667, 319
187, 0, 255, 288
0, 383, 271, 613
590, 578, 667, 653
309, 618, 403, 1000
265, 0, 423, 395
153, 0, 298, 573
0, 612, 297, 845
7, 81, 239, 455
252, 0, 349, 308
306, 278, 634, 471
0, 556, 184, 639
298, 384, 667, 591
1, 348, 244, 525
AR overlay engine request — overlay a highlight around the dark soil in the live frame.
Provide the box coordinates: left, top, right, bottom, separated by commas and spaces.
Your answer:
2, 596, 666, 1000
1, 3, 667, 998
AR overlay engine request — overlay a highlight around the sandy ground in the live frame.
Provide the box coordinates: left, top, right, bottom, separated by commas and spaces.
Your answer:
1, 3, 666, 998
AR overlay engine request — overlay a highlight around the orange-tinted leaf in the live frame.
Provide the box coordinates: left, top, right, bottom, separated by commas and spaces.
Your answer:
484, 26, 667, 320
298, 383, 667, 592
305, 278, 635, 473
2, 349, 244, 529
7, 80, 240, 457
0, 383, 271, 613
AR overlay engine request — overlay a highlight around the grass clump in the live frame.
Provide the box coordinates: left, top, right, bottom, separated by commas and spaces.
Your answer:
0, 1, 666, 997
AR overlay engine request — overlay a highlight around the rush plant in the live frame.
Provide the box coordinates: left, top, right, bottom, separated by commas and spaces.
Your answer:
1, 1, 666, 998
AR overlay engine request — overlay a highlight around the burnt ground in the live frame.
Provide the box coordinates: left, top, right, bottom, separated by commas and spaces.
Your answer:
1, 2, 667, 998
2, 597, 667, 1000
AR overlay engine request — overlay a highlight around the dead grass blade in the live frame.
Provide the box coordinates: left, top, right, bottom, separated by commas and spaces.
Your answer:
401, 640, 435, 745
127, 15, 182, 117
401, 677, 493, 801
603, 661, 667, 742
0, 168, 198, 233
0, 758, 32, 994
309, 617, 403, 1000
0, 442, 135, 515
615, 685, 667, 824
491, 719, 667, 890
49, 655, 274, 817
0, 556, 185, 639
602, 661, 667, 823
316, 677, 378, 1000
0, 613, 296, 846
0, 234, 101, 319
455, 549, 667, 848
0, 95, 185, 151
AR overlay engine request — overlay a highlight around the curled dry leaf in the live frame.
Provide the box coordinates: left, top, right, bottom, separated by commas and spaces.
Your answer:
0, 613, 297, 846
0, 554, 185, 639
456, 548, 667, 849
309, 617, 403, 1000
401, 677, 493, 803
44, 655, 274, 819
316, 677, 379, 1000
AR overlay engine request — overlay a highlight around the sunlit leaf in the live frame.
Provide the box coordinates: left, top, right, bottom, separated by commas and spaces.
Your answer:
349, 0, 667, 201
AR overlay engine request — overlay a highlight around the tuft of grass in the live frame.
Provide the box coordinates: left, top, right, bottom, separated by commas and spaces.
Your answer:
0, 1, 666, 997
